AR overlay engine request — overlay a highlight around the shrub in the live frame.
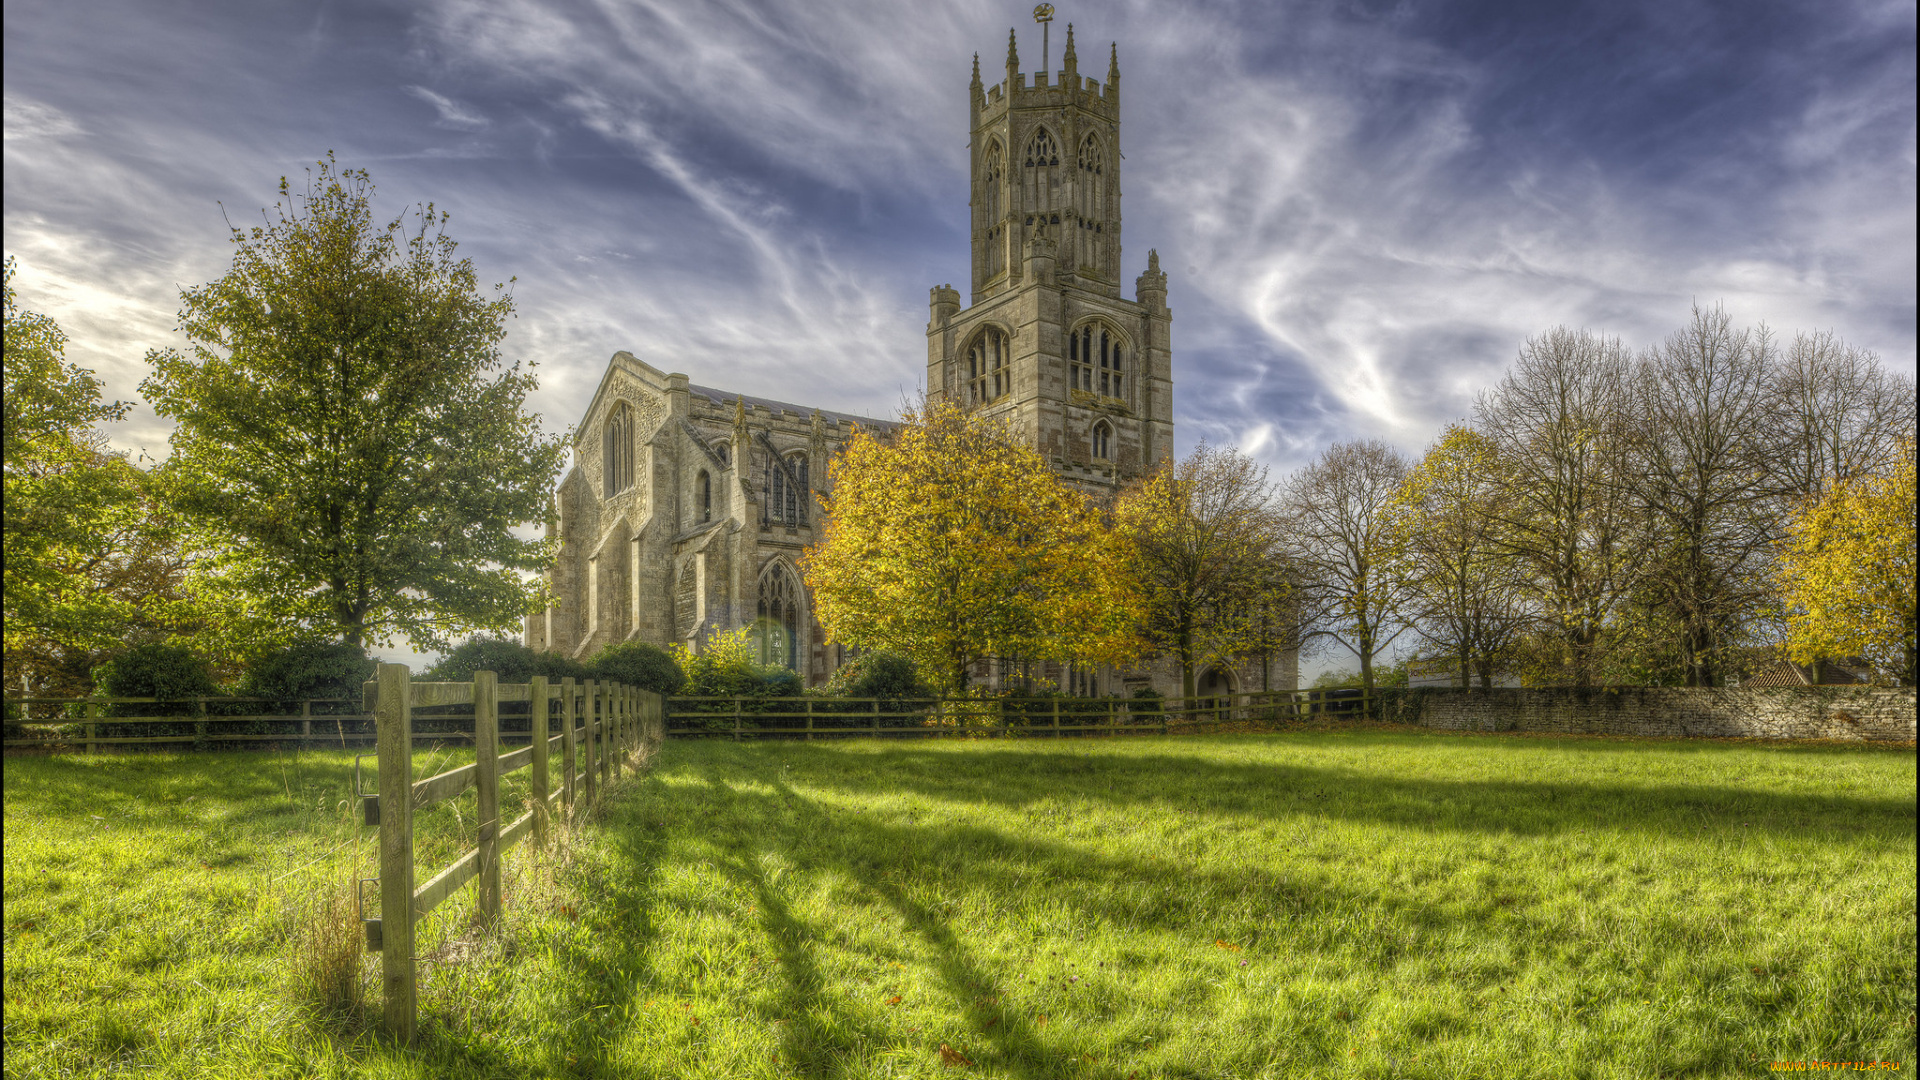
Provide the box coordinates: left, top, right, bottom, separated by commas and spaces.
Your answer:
586, 641, 686, 696
92, 643, 221, 716
238, 642, 376, 704
821, 651, 926, 701
424, 637, 590, 684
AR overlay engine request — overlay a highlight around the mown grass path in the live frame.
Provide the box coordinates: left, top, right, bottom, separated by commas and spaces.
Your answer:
4, 732, 1914, 1078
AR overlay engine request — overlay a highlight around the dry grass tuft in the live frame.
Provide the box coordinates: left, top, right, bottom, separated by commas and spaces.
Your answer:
286, 876, 368, 1023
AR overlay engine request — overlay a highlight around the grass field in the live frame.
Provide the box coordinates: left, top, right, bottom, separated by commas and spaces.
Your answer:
3, 731, 1914, 1078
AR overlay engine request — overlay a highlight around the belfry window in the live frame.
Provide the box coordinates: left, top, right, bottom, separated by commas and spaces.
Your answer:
1092, 420, 1113, 460
1022, 128, 1060, 219
967, 327, 1011, 405
756, 562, 802, 670
602, 403, 634, 497
982, 140, 1006, 280
1069, 325, 1124, 399
1076, 134, 1105, 271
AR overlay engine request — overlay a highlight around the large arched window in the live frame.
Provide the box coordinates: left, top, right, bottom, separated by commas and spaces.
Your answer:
602, 403, 634, 496
1022, 128, 1060, 221
967, 327, 1011, 405
756, 562, 802, 670
765, 449, 810, 527
981, 140, 1006, 280
1076, 133, 1106, 272
1092, 419, 1113, 460
1069, 323, 1125, 399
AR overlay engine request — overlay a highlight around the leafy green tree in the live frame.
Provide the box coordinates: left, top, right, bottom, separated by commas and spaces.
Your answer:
236, 642, 377, 703
141, 156, 566, 651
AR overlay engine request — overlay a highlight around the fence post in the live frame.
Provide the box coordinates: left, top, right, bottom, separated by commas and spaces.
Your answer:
301, 698, 312, 744
591, 680, 606, 791
560, 677, 577, 815
1107, 696, 1115, 736
611, 684, 623, 783
194, 696, 207, 749
806, 698, 814, 741
733, 697, 743, 742
871, 698, 880, 736
583, 681, 599, 810
1051, 697, 1060, 738
474, 670, 500, 927
87, 698, 98, 755
374, 663, 416, 1042
530, 675, 550, 847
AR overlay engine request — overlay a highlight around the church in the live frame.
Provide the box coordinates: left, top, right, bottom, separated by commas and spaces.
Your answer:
526, 22, 1297, 699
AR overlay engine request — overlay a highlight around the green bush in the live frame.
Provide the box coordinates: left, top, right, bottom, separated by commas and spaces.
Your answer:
424, 637, 590, 684
92, 643, 222, 715
820, 652, 926, 701
238, 642, 376, 704
586, 641, 686, 696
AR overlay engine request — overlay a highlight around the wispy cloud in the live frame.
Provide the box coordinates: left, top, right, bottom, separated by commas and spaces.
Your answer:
405, 85, 490, 130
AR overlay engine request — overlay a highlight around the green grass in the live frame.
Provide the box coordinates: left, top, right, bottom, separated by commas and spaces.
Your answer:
4, 733, 1914, 1078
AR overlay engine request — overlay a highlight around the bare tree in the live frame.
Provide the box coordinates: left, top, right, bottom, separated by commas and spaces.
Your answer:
1475, 327, 1641, 688
1766, 330, 1917, 503
1621, 304, 1778, 686
1280, 440, 1412, 696
1113, 444, 1287, 700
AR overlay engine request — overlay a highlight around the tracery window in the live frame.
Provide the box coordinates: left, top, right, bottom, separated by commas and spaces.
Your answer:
1076, 134, 1105, 271
967, 327, 1011, 405
765, 449, 809, 527
756, 562, 802, 670
602, 403, 634, 497
1092, 420, 1113, 460
1069, 324, 1124, 398
982, 140, 1006, 280
1022, 128, 1060, 219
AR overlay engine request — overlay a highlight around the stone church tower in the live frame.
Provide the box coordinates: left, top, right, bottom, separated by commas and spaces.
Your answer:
926, 25, 1175, 492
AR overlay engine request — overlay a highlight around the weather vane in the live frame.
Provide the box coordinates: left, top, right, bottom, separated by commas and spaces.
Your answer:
1033, 5, 1055, 76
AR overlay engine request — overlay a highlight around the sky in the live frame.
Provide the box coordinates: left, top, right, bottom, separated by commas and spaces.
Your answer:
6, 0, 1916, 669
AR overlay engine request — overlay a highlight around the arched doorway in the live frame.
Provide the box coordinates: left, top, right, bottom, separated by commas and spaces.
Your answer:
1197, 665, 1236, 721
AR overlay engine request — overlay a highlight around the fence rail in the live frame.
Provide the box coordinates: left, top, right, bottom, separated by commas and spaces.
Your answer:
356, 667, 664, 1042
664, 687, 1374, 739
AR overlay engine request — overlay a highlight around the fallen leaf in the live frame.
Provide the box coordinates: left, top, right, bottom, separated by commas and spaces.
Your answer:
887, 995, 902, 1005
939, 1043, 974, 1067
1214, 939, 1241, 952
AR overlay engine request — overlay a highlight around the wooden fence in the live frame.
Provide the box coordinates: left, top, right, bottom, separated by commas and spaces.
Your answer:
663, 686, 1374, 739
357, 665, 663, 1041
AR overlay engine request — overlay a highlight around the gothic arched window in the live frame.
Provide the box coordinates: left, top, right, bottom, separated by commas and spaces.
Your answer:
966, 327, 1011, 405
1076, 134, 1106, 271
756, 561, 802, 670
982, 140, 1006, 280
1069, 323, 1125, 399
602, 403, 634, 497
784, 452, 809, 525
698, 470, 712, 523
1023, 128, 1060, 219
1092, 419, 1113, 460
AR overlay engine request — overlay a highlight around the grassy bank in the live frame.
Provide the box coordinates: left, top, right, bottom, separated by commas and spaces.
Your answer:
4, 733, 1914, 1078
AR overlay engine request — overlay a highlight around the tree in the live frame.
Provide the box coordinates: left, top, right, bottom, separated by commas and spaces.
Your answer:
803, 397, 1135, 694
1765, 330, 1917, 505
141, 156, 566, 651
1280, 440, 1413, 696
1112, 444, 1286, 700
1386, 424, 1530, 688
1620, 304, 1777, 686
1475, 328, 1642, 687
1777, 444, 1916, 685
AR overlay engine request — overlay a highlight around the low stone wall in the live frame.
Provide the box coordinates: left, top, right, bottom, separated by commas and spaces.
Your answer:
1379, 686, 1916, 742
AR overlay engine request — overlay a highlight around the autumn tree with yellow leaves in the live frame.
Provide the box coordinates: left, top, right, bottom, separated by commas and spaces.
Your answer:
1776, 443, 1916, 686
803, 399, 1136, 694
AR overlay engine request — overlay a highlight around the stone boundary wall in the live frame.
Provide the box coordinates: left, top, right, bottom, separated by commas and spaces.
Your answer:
1380, 686, 1916, 742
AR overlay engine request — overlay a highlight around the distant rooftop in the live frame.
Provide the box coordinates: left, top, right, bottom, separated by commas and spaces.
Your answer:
687, 383, 896, 430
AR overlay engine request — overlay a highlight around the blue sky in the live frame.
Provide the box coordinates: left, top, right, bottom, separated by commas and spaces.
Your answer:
6, 0, 1915, 665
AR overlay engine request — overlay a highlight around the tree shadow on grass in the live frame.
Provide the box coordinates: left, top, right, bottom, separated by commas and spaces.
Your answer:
710, 740, 1915, 845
